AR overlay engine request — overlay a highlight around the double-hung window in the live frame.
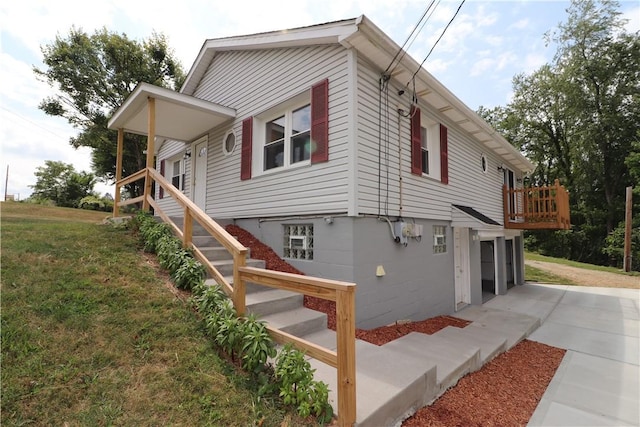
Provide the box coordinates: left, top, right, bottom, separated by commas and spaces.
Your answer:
263, 103, 311, 171
410, 105, 448, 184
171, 158, 184, 191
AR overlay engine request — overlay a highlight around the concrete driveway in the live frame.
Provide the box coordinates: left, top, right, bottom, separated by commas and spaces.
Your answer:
508, 284, 639, 426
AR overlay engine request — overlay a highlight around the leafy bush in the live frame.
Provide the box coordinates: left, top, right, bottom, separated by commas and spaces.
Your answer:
275, 344, 333, 422
241, 314, 276, 374
173, 257, 205, 290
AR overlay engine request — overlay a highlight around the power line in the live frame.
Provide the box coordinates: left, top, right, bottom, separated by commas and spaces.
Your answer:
384, 0, 438, 75
0, 106, 70, 141
389, 0, 442, 76
407, 0, 467, 87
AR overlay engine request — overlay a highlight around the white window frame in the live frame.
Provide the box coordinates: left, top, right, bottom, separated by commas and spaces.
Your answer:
433, 225, 447, 254
222, 129, 236, 156
420, 116, 441, 180
253, 91, 311, 175
169, 155, 185, 191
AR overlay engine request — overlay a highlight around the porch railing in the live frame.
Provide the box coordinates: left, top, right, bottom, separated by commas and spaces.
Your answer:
114, 167, 356, 426
503, 179, 570, 230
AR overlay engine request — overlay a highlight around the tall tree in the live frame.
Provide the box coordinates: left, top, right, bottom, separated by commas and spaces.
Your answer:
479, 0, 639, 266
34, 28, 185, 197
30, 160, 96, 207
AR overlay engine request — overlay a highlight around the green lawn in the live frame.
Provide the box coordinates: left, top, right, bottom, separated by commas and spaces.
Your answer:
0, 202, 312, 426
525, 251, 638, 277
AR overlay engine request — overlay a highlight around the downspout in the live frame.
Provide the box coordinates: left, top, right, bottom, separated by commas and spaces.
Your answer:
398, 110, 403, 217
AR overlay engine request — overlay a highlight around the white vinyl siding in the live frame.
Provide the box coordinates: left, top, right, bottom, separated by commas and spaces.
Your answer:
190, 45, 351, 219
355, 56, 521, 222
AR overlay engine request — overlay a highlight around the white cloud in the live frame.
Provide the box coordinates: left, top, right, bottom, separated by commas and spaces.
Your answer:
509, 18, 530, 30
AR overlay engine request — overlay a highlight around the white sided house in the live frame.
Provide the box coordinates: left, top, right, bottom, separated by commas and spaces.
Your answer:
109, 16, 570, 329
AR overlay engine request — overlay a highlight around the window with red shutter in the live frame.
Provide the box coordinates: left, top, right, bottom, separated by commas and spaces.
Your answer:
311, 78, 329, 163
241, 117, 253, 180
410, 105, 422, 175
440, 124, 449, 184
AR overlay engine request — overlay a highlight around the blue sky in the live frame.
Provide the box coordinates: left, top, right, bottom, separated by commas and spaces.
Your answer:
1, 0, 638, 200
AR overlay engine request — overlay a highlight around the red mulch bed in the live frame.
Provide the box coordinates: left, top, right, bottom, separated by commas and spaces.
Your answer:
402, 340, 566, 426
227, 224, 567, 425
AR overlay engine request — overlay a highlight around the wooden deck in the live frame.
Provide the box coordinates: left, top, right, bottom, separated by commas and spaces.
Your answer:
503, 179, 570, 230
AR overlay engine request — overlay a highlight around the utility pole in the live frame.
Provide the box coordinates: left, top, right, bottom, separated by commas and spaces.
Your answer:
4, 165, 8, 201
623, 186, 632, 272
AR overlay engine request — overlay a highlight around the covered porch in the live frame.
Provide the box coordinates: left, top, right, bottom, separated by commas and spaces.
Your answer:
107, 82, 236, 215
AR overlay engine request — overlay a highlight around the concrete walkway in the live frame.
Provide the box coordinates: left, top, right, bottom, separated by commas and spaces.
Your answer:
524, 284, 639, 427
474, 283, 639, 426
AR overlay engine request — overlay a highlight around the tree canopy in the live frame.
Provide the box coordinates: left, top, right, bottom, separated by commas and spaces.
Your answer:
34, 28, 185, 197
480, 0, 639, 267
30, 160, 96, 208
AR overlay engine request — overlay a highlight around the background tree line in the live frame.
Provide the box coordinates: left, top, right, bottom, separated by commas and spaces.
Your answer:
478, 0, 639, 270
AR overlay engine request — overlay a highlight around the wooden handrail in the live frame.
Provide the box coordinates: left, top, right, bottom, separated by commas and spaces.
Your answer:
147, 168, 247, 256
114, 166, 357, 426
238, 266, 356, 426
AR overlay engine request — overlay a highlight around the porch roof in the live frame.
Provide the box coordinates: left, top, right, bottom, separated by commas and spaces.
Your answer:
107, 82, 235, 142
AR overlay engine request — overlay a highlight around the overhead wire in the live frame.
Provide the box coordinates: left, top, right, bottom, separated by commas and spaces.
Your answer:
388, 0, 441, 76
383, 0, 437, 75
407, 0, 467, 87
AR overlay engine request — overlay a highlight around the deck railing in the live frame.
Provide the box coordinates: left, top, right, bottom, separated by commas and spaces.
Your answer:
114, 167, 356, 426
503, 179, 570, 230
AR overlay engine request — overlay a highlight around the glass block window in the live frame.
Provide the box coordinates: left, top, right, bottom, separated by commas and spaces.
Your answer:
283, 224, 314, 260
433, 225, 447, 254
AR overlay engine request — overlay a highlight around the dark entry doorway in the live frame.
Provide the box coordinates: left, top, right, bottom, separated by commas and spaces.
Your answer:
506, 239, 515, 289
481, 241, 495, 302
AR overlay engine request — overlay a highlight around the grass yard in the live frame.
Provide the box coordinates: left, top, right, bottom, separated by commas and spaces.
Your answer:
524, 263, 576, 285
526, 251, 639, 276
0, 202, 313, 427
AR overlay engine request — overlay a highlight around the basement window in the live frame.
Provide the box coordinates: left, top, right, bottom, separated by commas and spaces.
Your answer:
433, 225, 447, 254
284, 224, 314, 260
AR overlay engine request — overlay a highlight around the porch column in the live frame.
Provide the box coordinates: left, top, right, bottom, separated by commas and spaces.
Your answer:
142, 97, 156, 211
113, 128, 124, 217
514, 234, 525, 285
495, 236, 508, 295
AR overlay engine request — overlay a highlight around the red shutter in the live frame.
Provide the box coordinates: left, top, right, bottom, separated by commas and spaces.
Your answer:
440, 124, 449, 184
159, 159, 165, 198
241, 117, 253, 180
310, 78, 329, 163
410, 105, 422, 175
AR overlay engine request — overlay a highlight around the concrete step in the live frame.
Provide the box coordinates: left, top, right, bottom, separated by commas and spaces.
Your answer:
454, 305, 541, 349
434, 325, 508, 364
198, 246, 234, 261
192, 235, 224, 248
204, 277, 268, 294
246, 289, 304, 317
382, 332, 481, 392
301, 329, 337, 351
208, 258, 265, 277
260, 307, 327, 338
308, 339, 438, 427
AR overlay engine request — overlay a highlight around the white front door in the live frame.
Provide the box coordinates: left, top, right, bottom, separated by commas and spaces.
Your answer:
453, 227, 471, 310
192, 138, 208, 210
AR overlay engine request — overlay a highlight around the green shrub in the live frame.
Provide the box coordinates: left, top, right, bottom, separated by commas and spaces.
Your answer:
173, 258, 205, 290
275, 344, 333, 422
241, 314, 276, 374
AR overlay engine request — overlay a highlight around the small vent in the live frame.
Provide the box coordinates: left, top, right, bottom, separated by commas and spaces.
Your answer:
289, 236, 308, 250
